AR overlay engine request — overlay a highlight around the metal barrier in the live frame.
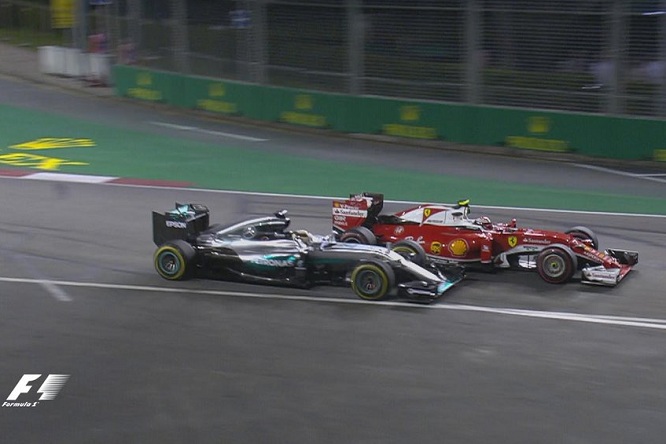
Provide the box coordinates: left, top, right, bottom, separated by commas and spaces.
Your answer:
2, 0, 666, 118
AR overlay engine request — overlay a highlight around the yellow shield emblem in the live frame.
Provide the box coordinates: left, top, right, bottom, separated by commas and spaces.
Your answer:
508, 236, 518, 247
448, 239, 468, 257
423, 208, 431, 219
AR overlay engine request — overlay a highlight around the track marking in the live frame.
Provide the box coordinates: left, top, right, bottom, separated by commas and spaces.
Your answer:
38, 280, 72, 302
11, 254, 73, 302
25, 172, 117, 183
573, 163, 666, 184
1, 276, 665, 331
102, 187, 666, 219
150, 121, 268, 142
1, 174, 665, 218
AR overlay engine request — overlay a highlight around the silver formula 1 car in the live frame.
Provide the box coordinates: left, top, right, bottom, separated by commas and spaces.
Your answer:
151, 203, 463, 303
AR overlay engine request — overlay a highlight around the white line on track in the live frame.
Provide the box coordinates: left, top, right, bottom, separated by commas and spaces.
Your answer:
150, 121, 268, 142
1, 276, 666, 331
573, 163, 666, 184
103, 186, 666, 219
2, 174, 665, 219
38, 280, 72, 302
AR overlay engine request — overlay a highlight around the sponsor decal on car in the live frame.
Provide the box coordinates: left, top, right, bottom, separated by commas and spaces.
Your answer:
448, 239, 469, 257
430, 241, 441, 254
523, 237, 551, 245
251, 255, 296, 267
166, 220, 187, 229
508, 236, 518, 247
394, 226, 404, 235
332, 207, 368, 217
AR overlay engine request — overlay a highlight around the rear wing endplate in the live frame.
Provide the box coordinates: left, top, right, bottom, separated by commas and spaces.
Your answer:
332, 192, 384, 235
152, 202, 210, 246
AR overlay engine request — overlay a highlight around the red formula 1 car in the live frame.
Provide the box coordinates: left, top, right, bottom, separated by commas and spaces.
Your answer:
332, 193, 638, 286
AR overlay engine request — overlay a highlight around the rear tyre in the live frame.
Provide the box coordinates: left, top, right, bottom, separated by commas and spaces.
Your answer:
566, 226, 599, 250
154, 240, 196, 280
390, 239, 427, 266
340, 226, 377, 245
350, 261, 395, 301
536, 247, 577, 284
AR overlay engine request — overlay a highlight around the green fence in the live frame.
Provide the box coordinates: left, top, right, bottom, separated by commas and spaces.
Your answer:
114, 65, 666, 162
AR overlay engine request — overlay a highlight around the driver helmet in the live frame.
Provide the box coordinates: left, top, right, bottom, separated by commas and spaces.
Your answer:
474, 216, 492, 229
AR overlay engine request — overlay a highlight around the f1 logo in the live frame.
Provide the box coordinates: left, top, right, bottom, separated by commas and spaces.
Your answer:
7, 374, 69, 401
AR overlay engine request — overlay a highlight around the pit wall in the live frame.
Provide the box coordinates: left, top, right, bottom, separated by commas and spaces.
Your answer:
113, 65, 666, 162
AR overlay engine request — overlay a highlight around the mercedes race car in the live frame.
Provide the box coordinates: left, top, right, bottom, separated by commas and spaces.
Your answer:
332, 193, 638, 287
151, 203, 464, 303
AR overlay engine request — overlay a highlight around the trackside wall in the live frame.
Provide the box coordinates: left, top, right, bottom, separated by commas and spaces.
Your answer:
113, 65, 666, 162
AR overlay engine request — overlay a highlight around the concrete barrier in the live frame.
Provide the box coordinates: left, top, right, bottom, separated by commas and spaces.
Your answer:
38, 45, 111, 85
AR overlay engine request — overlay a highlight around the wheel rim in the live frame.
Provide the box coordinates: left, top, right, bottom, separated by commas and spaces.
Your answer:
543, 253, 565, 278
392, 246, 415, 258
357, 270, 381, 296
158, 251, 180, 276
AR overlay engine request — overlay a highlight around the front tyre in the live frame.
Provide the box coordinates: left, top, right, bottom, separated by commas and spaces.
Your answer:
536, 247, 577, 284
390, 239, 427, 266
154, 240, 196, 280
350, 261, 395, 301
566, 226, 599, 250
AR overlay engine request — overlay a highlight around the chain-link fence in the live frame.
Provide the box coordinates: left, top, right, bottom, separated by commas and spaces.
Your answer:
2, 0, 666, 117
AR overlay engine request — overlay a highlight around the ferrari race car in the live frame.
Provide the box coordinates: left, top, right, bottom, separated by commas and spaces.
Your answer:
332, 193, 639, 287
151, 203, 464, 302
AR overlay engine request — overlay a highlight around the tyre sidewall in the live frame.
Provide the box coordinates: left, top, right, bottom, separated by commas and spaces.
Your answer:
536, 247, 576, 284
351, 261, 394, 300
340, 226, 377, 245
391, 239, 427, 266
154, 240, 196, 280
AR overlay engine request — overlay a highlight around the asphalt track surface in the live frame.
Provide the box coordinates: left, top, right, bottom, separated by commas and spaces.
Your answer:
1, 77, 666, 443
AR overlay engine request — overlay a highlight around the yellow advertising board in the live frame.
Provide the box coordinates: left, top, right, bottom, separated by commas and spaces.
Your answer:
51, 0, 76, 29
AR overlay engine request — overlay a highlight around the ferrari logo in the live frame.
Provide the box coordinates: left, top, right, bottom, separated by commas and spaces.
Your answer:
430, 241, 441, 255
423, 208, 431, 219
508, 236, 518, 247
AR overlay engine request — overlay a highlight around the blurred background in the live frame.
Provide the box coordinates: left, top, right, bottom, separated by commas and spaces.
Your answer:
1, 0, 665, 117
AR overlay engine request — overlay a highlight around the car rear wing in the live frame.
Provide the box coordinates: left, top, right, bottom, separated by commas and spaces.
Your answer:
152, 203, 210, 246
332, 192, 384, 235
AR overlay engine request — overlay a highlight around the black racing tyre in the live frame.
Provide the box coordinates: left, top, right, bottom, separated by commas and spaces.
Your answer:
350, 261, 395, 301
536, 247, 577, 284
390, 239, 427, 266
154, 240, 197, 280
566, 226, 599, 250
340, 226, 377, 245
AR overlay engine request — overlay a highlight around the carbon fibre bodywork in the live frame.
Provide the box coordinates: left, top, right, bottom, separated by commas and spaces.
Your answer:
152, 203, 463, 302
